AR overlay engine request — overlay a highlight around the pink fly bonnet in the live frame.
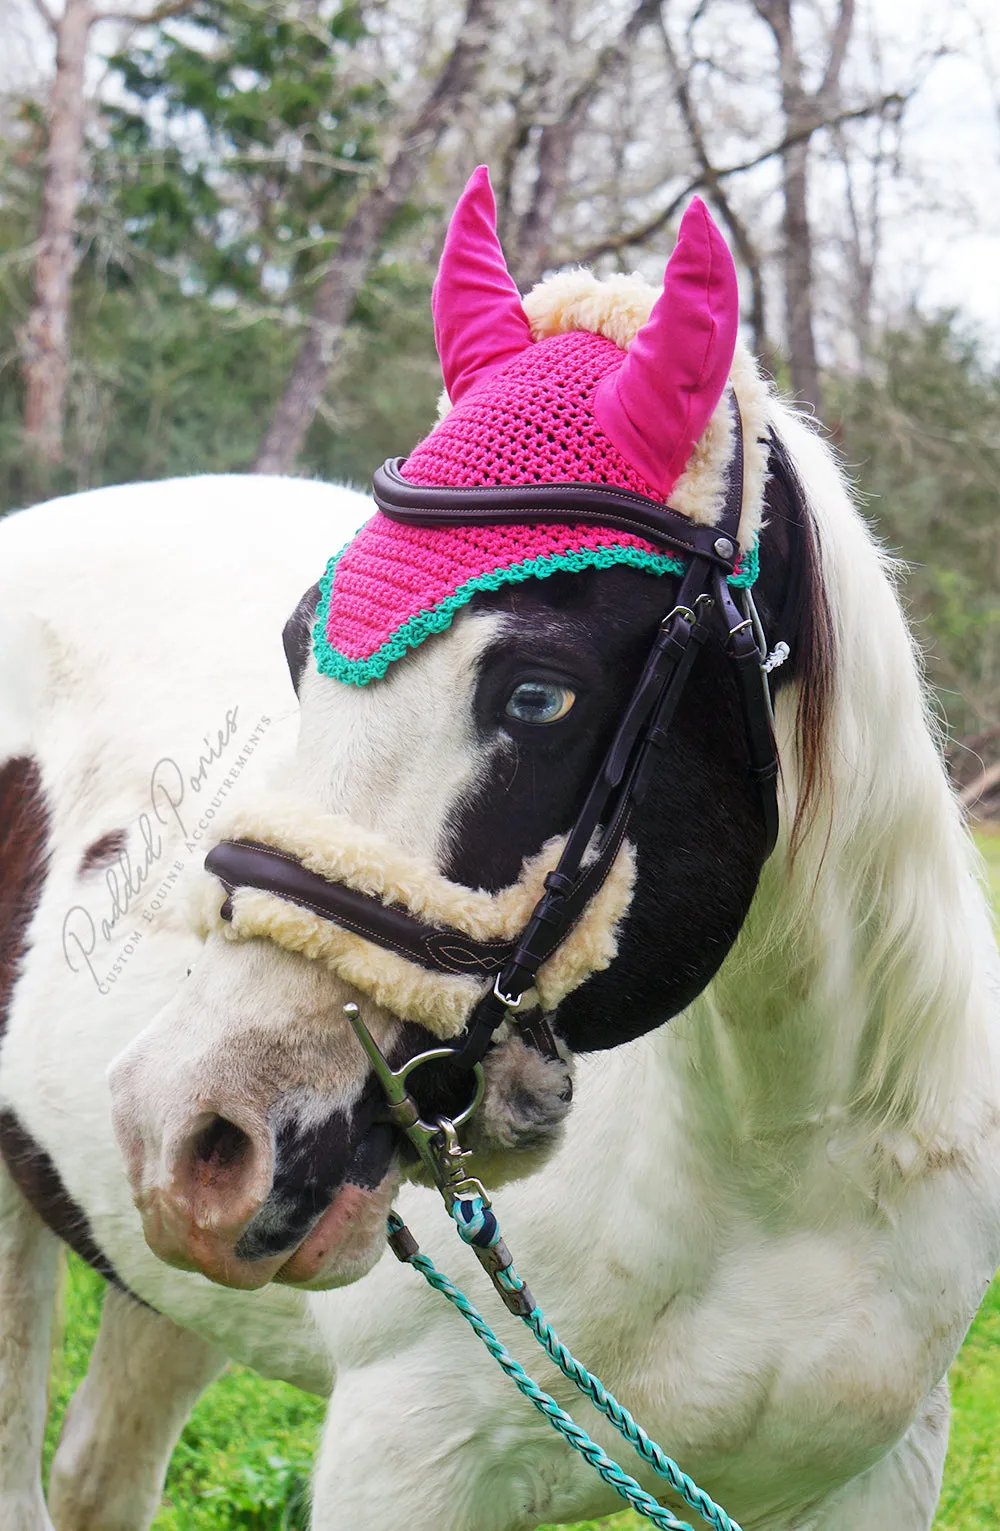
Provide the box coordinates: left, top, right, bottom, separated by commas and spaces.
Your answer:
315, 166, 768, 686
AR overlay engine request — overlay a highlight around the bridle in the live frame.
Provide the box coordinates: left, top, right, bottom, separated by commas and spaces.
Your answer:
205, 394, 780, 1143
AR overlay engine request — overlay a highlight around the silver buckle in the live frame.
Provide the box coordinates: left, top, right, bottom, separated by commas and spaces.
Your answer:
492, 973, 524, 1010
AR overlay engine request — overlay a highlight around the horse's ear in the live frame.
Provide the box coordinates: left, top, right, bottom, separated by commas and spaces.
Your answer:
282, 584, 320, 696
432, 165, 533, 404
595, 197, 739, 498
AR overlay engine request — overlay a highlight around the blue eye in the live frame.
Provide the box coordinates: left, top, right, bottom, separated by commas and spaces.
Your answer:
505, 681, 576, 725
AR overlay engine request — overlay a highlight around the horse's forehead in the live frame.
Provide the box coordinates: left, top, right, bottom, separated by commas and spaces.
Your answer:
294, 607, 506, 855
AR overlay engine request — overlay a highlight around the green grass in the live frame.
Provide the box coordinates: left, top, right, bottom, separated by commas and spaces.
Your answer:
46, 836, 1000, 1529
46, 1257, 323, 1530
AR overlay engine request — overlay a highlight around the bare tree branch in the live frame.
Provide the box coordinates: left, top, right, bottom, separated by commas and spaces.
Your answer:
28, 0, 59, 36
819, 0, 857, 108
253, 0, 500, 476
567, 92, 906, 265
92, 0, 194, 23
960, 758, 1000, 811
655, 5, 771, 364
513, 0, 659, 288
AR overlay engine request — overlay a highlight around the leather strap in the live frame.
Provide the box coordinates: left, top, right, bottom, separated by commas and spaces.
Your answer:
452, 395, 776, 1065
372, 460, 741, 570
205, 840, 516, 978
713, 570, 781, 858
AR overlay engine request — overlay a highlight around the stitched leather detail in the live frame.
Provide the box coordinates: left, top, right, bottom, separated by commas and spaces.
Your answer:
372, 459, 740, 571
205, 840, 515, 978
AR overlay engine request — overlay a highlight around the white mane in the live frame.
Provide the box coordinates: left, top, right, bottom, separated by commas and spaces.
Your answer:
699, 402, 997, 1144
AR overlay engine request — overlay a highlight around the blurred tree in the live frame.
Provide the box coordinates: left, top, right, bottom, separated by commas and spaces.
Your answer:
20, 0, 195, 470
104, 0, 384, 303
21, 0, 93, 466
548, 0, 905, 400
832, 317, 1000, 802
493, 0, 660, 290
752, 0, 857, 417
254, 0, 500, 474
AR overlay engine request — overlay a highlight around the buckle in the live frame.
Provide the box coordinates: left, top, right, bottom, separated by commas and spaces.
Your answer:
492, 973, 524, 1009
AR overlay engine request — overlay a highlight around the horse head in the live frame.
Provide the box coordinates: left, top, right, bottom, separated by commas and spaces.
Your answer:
108, 168, 828, 1291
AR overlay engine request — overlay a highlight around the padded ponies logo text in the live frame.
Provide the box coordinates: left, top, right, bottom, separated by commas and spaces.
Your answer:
61, 707, 271, 995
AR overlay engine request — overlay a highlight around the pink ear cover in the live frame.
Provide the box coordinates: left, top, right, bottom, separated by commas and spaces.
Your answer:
431, 165, 533, 403
314, 190, 752, 687
594, 196, 739, 498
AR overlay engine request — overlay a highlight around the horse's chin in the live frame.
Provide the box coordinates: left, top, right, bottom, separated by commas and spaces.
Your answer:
141, 1169, 399, 1293
272, 1172, 401, 1290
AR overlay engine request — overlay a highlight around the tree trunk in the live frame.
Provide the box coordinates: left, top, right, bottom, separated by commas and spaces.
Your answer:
22, 0, 92, 465
513, 0, 658, 290
753, 0, 856, 419
253, 0, 497, 477
514, 116, 576, 291
780, 133, 822, 411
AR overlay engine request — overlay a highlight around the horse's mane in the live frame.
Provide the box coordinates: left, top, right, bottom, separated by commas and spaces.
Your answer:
762, 425, 836, 858
714, 402, 994, 1143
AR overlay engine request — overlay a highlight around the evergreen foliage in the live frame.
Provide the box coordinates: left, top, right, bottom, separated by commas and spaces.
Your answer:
833, 322, 1000, 743
0, 0, 439, 508
104, 1, 383, 298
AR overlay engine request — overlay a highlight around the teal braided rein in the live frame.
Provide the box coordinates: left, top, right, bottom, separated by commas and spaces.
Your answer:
388, 1199, 743, 1531
450, 1195, 741, 1531
390, 1214, 694, 1531
523, 1305, 738, 1531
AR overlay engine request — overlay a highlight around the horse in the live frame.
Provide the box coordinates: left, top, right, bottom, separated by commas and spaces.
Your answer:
1, 167, 998, 1531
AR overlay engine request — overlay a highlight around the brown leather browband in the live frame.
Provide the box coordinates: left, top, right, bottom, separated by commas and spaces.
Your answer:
371, 458, 741, 572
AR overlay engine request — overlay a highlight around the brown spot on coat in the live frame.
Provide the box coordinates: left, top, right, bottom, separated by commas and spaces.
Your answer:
0, 1110, 121, 1283
0, 755, 130, 1290
79, 828, 128, 874
923, 1143, 972, 1174
0, 757, 49, 1036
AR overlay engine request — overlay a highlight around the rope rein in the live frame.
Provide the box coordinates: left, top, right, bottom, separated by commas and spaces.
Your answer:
342, 1000, 742, 1530
387, 1193, 743, 1531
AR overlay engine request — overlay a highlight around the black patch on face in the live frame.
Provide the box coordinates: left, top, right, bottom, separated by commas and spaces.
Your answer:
234, 1078, 391, 1262
343, 1122, 396, 1190
233, 1022, 481, 1263
282, 583, 321, 696
0, 757, 131, 1292
441, 436, 827, 1052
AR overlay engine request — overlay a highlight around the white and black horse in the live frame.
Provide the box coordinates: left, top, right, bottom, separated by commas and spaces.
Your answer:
1, 189, 999, 1531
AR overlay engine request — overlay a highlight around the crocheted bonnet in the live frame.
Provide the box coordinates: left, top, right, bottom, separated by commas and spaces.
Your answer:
314, 167, 770, 686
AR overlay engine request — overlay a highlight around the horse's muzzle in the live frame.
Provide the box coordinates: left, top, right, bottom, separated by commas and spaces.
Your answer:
109, 1062, 399, 1290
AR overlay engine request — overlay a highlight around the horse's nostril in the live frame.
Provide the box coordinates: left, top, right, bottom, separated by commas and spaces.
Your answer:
191, 1115, 253, 1187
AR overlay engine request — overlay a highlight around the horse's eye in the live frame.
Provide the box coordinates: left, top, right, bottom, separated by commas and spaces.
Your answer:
505, 681, 575, 725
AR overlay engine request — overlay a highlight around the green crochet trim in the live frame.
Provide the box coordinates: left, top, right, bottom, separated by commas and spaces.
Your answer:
314, 539, 759, 689
731, 540, 758, 588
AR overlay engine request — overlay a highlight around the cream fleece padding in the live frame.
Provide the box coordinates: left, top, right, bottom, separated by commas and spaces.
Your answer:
194, 792, 636, 1037
522, 268, 771, 552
